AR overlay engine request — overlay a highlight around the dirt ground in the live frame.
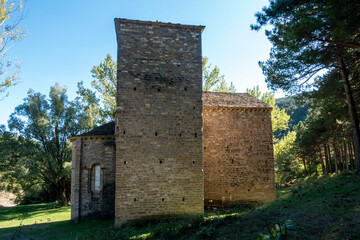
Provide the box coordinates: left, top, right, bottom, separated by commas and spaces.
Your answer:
0, 191, 17, 207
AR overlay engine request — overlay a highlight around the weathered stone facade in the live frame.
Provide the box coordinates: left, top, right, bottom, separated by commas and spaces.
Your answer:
203, 92, 276, 205
70, 18, 275, 225
114, 19, 204, 226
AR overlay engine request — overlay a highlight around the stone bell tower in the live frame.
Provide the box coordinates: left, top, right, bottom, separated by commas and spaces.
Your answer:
114, 18, 205, 226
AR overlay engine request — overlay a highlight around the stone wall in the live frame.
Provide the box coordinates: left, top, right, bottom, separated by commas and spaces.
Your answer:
70, 137, 115, 222
203, 107, 276, 204
114, 18, 204, 226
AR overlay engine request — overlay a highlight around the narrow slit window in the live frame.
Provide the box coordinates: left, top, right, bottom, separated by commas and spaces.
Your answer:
94, 165, 101, 192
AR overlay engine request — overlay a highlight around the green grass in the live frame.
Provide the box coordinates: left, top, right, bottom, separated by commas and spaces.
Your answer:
0, 203, 113, 240
1, 173, 360, 239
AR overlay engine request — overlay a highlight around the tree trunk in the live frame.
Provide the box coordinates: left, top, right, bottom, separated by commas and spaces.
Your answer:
344, 142, 349, 171
313, 153, 318, 176
302, 156, 308, 176
353, 141, 358, 171
327, 144, 333, 173
58, 179, 70, 205
339, 57, 360, 175
318, 147, 326, 174
324, 144, 330, 174
332, 141, 339, 174
307, 156, 312, 176
339, 143, 344, 172
349, 142, 355, 170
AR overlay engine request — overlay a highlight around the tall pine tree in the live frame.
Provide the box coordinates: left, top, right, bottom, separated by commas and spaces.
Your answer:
252, 0, 360, 174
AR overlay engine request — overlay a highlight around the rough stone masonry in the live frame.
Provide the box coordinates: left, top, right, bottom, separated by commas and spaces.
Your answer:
114, 18, 205, 226
69, 18, 275, 226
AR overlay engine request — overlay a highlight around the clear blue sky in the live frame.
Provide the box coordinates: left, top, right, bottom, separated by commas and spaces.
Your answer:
0, 0, 280, 126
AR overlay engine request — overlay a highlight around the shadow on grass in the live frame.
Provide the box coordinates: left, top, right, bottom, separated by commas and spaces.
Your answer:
0, 218, 114, 240
0, 203, 68, 222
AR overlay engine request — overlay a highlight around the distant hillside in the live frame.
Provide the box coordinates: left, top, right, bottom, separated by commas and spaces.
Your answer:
275, 95, 309, 139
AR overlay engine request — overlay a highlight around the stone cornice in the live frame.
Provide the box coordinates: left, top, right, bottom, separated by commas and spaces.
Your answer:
203, 106, 272, 113
115, 18, 205, 33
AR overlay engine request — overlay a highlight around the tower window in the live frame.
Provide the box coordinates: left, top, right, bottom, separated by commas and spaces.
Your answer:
94, 165, 101, 192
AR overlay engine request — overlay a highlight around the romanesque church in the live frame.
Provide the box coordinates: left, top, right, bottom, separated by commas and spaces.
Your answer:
70, 18, 275, 227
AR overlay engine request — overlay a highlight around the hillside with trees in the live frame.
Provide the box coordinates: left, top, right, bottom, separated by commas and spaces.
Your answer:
275, 95, 309, 139
252, 0, 360, 186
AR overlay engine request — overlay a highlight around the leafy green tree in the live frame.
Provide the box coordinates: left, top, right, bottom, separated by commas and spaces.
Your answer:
5, 83, 87, 204
0, 0, 25, 99
214, 77, 236, 93
89, 53, 116, 118
275, 95, 309, 139
202, 56, 236, 93
252, 0, 360, 174
77, 54, 117, 123
76, 81, 104, 128
0, 129, 57, 203
273, 131, 302, 185
202, 56, 221, 91
246, 85, 290, 134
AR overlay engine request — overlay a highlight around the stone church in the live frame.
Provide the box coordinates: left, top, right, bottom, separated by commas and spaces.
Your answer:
70, 18, 275, 227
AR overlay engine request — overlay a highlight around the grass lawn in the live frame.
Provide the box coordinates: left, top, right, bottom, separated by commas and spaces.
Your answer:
1, 173, 360, 239
0, 203, 113, 240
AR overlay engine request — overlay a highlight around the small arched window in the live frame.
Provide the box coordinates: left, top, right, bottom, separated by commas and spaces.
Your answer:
94, 165, 101, 192
91, 164, 102, 193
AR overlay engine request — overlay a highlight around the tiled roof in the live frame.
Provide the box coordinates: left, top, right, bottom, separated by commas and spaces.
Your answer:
78, 121, 115, 137
202, 92, 271, 109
